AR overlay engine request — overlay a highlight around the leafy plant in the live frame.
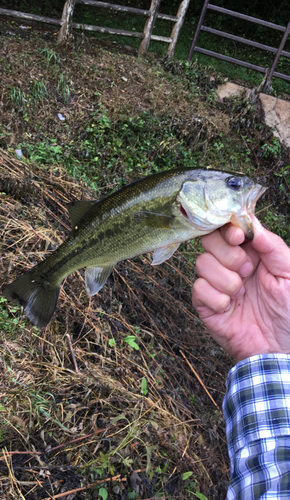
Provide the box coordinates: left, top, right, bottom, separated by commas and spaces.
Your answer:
182, 472, 209, 499
123, 335, 139, 350
127, 490, 138, 499
141, 377, 148, 396
182, 471, 193, 480
98, 487, 108, 500
21, 139, 63, 164
0, 297, 23, 336
261, 137, 281, 158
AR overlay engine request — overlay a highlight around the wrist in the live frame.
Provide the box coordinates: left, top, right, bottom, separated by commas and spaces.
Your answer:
235, 348, 290, 364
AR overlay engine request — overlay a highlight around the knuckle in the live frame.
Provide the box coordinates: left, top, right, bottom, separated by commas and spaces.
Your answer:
226, 249, 244, 270
192, 277, 204, 295
195, 253, 210, 275
225, 275, 242, 296
215, 295, 230, 313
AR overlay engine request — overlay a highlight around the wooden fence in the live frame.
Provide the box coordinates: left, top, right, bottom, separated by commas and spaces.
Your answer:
0, 0, 190, 56
187, 0, 290, 85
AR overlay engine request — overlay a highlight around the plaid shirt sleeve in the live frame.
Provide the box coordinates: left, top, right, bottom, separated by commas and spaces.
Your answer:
223, 353, 290, 500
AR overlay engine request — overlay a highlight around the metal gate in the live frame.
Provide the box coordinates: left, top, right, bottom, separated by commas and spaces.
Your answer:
187, 0, 290, 85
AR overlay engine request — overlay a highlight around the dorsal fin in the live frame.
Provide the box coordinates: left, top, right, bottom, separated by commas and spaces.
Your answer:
66, 201, 96, 230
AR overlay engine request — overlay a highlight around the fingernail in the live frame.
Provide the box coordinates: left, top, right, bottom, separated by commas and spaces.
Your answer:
235, 285, 245, 299
239, 261, 253, 277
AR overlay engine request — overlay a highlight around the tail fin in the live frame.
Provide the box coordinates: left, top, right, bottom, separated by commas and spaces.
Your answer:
3, 269, 60, 328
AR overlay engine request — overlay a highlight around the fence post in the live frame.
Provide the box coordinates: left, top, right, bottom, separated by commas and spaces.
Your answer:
57, 0, 77, 45
265, 21, 290, 86
187, 0, 210, 61
167, 0, 190, 57
138, 0, 161, 55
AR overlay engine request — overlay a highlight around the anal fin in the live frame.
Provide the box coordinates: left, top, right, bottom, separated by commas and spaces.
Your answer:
151, 242, 180, 266
85, 264, 114, 296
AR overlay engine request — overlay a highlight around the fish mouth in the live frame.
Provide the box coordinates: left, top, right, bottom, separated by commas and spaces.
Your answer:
231, 184, 267, 240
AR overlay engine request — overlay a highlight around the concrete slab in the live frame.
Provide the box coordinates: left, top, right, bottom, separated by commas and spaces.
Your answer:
216, 82, 290, 150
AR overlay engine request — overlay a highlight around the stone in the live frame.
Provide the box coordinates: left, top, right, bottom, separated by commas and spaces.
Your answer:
276, 118, 290, 148
216, 82, 250, 100
274, 98, 290, 124
259, 93, 277, 114
215, 82, 290, 149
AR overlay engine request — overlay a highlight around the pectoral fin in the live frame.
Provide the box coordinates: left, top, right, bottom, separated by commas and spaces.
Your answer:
132, 211, 174, 229
85, 264, 114, 296
151, 242, 180, 266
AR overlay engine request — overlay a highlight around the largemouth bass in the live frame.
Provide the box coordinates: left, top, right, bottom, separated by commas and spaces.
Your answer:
3, 167, 266, 328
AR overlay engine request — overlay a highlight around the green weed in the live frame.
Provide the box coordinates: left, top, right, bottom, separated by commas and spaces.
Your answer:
40, 47, 60, 64
98, 488, 108, 500
261, 137, 282, 158
20, 139, 63, 164
9, 79, 48, 116
0, 297, 24, 337
123, 335, 139, 350
31, 78, 48, 102
262, 208, 289, 244
9, 86, 27, 109
57, 73, 74, 103
141, 377, 148, 396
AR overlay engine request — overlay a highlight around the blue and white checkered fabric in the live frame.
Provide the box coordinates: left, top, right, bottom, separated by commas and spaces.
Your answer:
223, 354, 290, 499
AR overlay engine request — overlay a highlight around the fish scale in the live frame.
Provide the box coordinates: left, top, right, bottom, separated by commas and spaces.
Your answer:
3, 167, 266, 328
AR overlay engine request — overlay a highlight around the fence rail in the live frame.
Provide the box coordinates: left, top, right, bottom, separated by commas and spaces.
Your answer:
187, 0, 290, 85
0, 0, 190, 57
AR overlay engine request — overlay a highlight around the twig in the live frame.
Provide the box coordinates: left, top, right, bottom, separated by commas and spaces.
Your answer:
2, 449, 26, 500
42, 469, 146, 500
48, 427, 108, 454
180, 350, 222, 414
66, 333, 79, 372
0, 451, 41, 461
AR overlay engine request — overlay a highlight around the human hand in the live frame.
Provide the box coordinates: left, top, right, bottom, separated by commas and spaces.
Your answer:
192, 216, 290, 362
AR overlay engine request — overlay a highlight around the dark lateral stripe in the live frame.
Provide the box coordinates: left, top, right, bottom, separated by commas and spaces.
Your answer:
39, 220, 129, 279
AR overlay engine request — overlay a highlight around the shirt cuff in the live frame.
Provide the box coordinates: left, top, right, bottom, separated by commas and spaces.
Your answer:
223, 353, 290, 461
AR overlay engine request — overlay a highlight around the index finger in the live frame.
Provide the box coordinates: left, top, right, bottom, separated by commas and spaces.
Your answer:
220, 223, 245, 246
201, 228, 253, 276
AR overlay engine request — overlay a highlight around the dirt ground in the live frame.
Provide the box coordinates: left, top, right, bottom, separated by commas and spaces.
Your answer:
0, 17, 289, 500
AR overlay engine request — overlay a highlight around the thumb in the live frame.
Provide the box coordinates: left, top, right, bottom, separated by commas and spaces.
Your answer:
250, 215, 290, 278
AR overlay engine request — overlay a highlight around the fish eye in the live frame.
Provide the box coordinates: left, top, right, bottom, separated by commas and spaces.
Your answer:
226, 176, 242, 190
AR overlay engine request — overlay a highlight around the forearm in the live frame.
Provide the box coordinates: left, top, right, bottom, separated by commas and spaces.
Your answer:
223, 354, 290, 499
